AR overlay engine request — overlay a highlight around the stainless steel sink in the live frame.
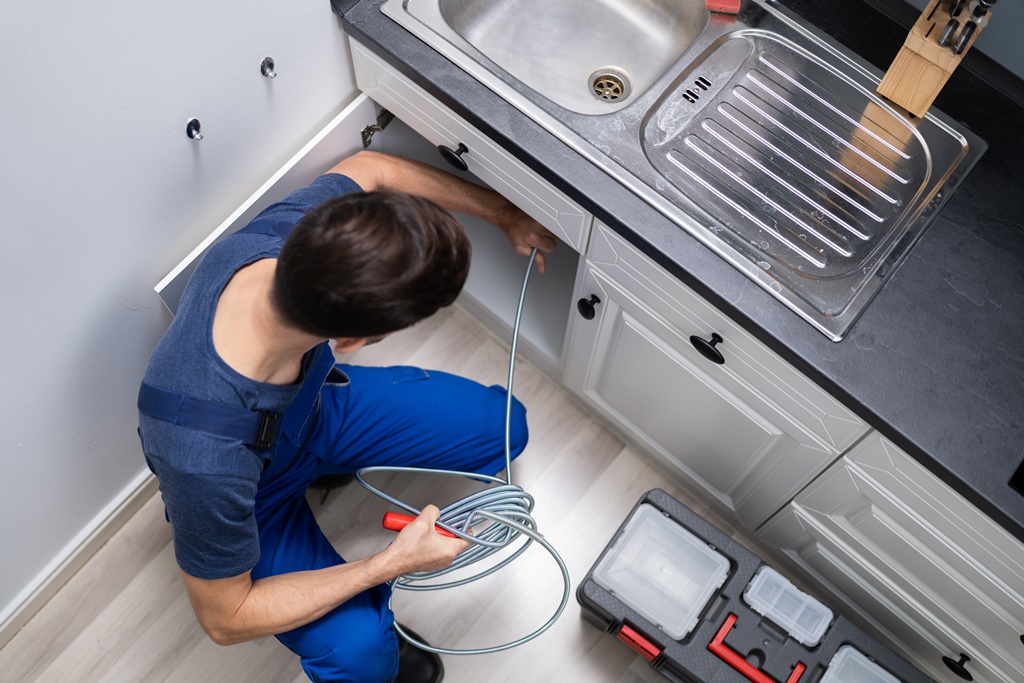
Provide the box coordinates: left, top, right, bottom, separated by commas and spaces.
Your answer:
438, 0, 708, 115
382, 0, 986, 340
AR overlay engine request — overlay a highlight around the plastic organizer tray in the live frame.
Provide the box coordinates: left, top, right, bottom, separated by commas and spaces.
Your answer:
743, 565, 834, 646
592, 503, 730, 639
821, 646, 902, 683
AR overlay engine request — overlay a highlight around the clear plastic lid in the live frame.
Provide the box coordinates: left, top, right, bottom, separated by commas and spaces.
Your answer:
820, 646, 901, 683
592, 504, 730, 639
742, 565, 834, 646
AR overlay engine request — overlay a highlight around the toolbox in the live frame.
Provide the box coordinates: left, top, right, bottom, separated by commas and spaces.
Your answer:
577, 489, 934, 683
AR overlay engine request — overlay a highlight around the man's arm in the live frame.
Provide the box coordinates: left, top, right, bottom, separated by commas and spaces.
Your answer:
181, 505, 468, 645
326, 150, 558, 272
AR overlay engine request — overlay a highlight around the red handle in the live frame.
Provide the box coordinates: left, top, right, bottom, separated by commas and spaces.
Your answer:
709, 613, 806, 683
382, 512, 458, 538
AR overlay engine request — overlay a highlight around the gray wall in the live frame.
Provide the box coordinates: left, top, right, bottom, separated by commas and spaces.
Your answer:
0, 0, 357, 627
906, 0, 1024, 79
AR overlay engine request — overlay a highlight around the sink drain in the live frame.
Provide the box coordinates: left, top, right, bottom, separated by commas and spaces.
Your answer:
589, 68, 631, 103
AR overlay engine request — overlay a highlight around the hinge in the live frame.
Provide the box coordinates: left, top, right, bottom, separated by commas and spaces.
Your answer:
361, 109, 395, 148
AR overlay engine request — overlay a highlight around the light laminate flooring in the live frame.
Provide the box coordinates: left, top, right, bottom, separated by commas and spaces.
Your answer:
0, 304, 767, 682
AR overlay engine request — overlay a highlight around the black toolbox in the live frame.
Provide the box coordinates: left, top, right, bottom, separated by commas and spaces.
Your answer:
577, 489, 934, 683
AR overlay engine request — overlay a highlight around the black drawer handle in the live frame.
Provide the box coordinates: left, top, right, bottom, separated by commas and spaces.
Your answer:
942, 653, 973, 681
577, 295, 601, 320
437, 142, 469, 171
690, 332, 725, 365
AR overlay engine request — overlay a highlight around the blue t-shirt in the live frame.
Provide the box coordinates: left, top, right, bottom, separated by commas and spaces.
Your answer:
139, 173, 361, 580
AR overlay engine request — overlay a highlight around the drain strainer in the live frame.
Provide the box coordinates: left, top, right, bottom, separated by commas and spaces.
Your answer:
589, 68, 631, 102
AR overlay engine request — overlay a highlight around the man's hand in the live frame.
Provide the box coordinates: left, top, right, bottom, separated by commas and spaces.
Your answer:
495, 198, 558, 274
326, 151, 557, 272
180, 504, 469, 646
380, 504, 472, 575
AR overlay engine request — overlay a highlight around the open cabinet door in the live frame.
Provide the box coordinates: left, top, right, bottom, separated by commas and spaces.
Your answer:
155, 93, 380, 314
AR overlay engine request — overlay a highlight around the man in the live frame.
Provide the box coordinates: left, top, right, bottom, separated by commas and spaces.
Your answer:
137, 150, 557, 683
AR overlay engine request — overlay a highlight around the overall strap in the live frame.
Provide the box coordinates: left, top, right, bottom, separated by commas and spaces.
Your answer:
235, 219, 297, 241
138, 382, 282, 449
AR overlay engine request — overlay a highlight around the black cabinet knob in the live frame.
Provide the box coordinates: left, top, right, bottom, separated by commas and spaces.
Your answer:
690, 332, 725, 365
577, 294, 601, 320
437, 142, 469, 171
942, 653, 973, 681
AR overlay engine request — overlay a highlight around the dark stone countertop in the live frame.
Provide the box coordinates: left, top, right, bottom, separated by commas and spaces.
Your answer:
340, 0, 1024, 540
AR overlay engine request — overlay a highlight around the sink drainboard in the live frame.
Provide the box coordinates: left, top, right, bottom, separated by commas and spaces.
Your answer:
640, 31, 976, 327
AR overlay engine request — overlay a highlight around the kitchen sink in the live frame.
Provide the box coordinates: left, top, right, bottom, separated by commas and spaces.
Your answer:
438, 0, 708, 115
382, 0, 985, 340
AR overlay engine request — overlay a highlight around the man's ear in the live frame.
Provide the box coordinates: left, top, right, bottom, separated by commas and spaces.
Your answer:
332, 338, 368, 354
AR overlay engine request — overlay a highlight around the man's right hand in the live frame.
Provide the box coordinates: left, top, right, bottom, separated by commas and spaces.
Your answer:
381, 504, 472, 575
180, 504, 468, 646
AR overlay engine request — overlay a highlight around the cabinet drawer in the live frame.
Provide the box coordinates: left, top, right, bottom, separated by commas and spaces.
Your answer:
350, 39, 591, 252
586, 223, 867, 456
759, 433, 1024, 683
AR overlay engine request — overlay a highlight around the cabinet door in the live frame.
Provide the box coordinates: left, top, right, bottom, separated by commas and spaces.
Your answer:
564, 225, 867, 527
759, 433, 1024, 683
565, 265, 789, 522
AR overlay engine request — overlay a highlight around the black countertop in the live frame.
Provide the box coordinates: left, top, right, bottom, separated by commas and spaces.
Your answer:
340, 0, 1024, 540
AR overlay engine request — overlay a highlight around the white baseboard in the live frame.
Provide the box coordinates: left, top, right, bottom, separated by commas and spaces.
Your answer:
0, 471, 159, 650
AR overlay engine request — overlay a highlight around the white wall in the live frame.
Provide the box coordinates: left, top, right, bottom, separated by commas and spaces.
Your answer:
0, 0, 357, 628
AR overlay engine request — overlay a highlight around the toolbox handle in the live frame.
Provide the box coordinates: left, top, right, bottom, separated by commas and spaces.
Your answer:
709, 613, 806, 683
617, 624, 661, 662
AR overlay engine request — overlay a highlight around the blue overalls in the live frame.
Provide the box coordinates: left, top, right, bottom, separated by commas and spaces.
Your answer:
139, 227, 529, 683
258, 361, 527, 683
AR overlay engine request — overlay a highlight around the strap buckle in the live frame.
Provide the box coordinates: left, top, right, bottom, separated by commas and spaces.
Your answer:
253, 410, 282, 449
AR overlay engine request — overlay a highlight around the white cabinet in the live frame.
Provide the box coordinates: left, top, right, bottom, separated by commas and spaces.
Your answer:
758, 433, 1024, 683
563, 223, 868, 528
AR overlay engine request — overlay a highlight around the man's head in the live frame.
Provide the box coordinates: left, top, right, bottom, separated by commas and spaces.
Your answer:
271, 191, 471, 340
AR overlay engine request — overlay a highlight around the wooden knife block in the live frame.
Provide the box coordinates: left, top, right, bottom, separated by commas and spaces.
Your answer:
877, 0, 990, 117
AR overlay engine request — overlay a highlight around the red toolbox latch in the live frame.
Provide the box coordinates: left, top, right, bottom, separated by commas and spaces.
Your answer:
617, 624, 661, 662
709, 613, 806, 683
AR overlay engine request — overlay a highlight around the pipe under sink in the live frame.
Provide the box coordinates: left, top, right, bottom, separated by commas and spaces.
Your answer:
382, 0, 986, 341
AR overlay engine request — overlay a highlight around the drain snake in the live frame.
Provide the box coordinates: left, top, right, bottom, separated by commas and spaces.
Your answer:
355, 247, 571, 655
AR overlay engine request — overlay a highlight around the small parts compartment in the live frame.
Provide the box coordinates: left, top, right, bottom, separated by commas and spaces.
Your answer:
577, 489, 935, 683
820, 646, 901, 683
744, 566, 834, 647
593, 503, 730, 640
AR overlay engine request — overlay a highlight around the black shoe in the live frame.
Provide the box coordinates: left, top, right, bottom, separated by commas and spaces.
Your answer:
395, 625, 444, 683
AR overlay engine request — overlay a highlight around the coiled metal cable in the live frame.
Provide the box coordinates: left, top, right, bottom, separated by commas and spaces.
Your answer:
355, 247, 571, 655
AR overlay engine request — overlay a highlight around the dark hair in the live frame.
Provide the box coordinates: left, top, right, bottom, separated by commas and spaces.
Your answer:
271, 191, 471, 339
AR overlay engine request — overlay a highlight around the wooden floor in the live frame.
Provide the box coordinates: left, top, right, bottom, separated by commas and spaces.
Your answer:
0, 304, 767, 682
